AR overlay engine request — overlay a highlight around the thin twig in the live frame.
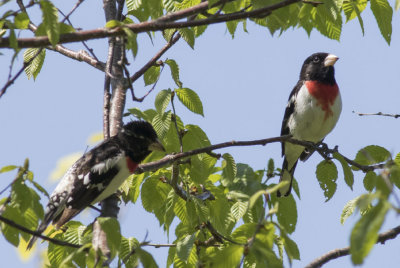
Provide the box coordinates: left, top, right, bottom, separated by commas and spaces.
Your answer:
130, 33, 181, 83
136, 136, 382, 174
130, 63, 165, 102
0, 215, 80, 248
305, 225, 400, 268
0, 48, 43, 98
353, 111, 400, 119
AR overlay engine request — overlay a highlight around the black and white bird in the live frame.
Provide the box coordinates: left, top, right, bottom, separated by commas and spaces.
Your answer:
27, 121, 165, 249
278, 52, 342, 197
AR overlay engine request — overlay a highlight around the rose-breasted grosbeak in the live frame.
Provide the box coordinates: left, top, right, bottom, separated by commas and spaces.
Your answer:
27, 121, 165, 249
277, 52, 342, 197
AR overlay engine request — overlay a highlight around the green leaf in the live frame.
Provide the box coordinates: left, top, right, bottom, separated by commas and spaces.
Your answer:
59, 22, 75, 34
120, 237, 139, 267
0, 165, 18, 173
333, 152, 354, 190
231, 201, 248, 221
122, 27, 138, 58
105, 19, 122, 28
129, 173, 145, 203
396, 0, 400, 11
316, 160, 338, 202
210, 245, 243, 268
126, 0, 142, 11
341, 196, 360, 224
282, 234, 300, 261
178, 28, 195, 48
14, 12, 29, 29
370, 0, 393, 44
276, 194, 297, 234
182, 124, 210, 151
354, 145, 391, 166
176, 232, 197, 262
143, 65, 161, 86
154, 89, 171, 114
97, 217, 121, 259
350, 200, 390, 264
313, 2, 342, 41
152, 111, 171, 139
222, 153, 237, 182
48, 233, 70, 266
342, 0, 367, 35
175, 88, 204, 116
137, 248, 158, 268
23, 48, 46, 80
209, 197, 233, 235
363, 171, 378, 192
165, 59, 182, 87
63, 221, 86, 245
40, 0, 59, 46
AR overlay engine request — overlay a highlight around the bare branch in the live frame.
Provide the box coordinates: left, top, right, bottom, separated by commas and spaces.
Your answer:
353, 111, 400, 119
305, 225, 400, 268
0, 0, 301, 48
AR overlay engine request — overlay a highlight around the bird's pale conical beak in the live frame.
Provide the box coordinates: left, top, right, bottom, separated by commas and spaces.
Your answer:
148, 139, 165, 152
324, 54, 339, 67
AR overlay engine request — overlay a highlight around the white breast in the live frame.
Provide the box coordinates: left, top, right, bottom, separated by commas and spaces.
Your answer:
288, 84, 342, 142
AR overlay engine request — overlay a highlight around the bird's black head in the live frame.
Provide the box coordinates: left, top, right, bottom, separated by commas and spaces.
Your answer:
119, 121, 165, 163
300, 52, 338, 85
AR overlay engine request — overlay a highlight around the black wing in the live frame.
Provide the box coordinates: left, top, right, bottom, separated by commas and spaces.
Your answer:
52, 138, 123, 227
280, 81, 303, 156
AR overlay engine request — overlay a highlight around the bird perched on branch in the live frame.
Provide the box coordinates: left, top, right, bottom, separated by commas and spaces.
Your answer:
27, 121, 165, 249
278, 52, 342, 197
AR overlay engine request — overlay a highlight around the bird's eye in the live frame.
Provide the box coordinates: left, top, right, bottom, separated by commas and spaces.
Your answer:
313, 56, 320, 63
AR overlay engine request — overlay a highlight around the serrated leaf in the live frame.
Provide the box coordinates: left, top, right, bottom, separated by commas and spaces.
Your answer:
63, 221, 86, 245
178, 28, 195, 48
23, 48, 46, 80
128, 107, 148, 121
341, 196, 360, 224
176, 233, 197, 262
370, 0, 393, 44
137, 248, 158, 268
363, 171, 378, 192
152, 112, 171, 139
342, 0, 367, 35
154, 89, 171, 114
210, 245, 243, 268
283, 234, 300, 260
120, 237, 139, 267
350, 200, 390, 264
182, 124, 210, 151
333, 152, 354, 190
126, 0, 142, 11
175, 88, 204, 116
277, 194, 297, 234
316, 160, 338, 202
231, 201, 248, 221
313, 3, 342, 41
0, 165, 18, 173
122, 27, 138, 58
222, 153, 236, 181
14, 12, 29, 29
129, 173, 145, 203
97, 217, 121, 259
40, 0, 59, 46
143, 65, 161, 86
165, 59, 182, 87
354, 145, 391, 166
209, 198, 233, 235
59, 22, 75, 34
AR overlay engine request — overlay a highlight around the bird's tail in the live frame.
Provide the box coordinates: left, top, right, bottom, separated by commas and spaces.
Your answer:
277, 158, 298, 197
26, 208, 57, 250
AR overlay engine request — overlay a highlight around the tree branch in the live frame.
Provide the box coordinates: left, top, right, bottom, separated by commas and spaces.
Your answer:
0, 0, 301, 48
305, 225, 400, 268
353, 111, 400, 119
0, 215, 80, 249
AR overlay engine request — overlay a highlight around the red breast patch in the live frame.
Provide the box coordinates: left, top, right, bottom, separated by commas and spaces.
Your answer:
126, 157, 139, 173
305, 81, 339, 120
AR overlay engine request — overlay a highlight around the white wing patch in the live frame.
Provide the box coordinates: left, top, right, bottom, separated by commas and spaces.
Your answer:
91, 154, 123, 174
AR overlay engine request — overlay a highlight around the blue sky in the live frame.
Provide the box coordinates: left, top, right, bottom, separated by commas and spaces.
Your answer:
1, 2, 400, 267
